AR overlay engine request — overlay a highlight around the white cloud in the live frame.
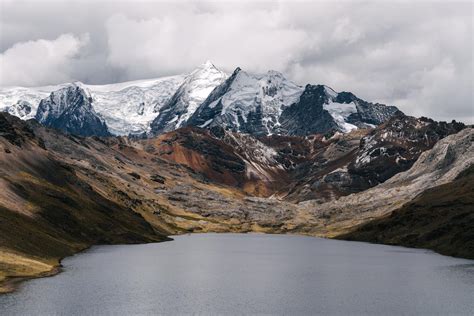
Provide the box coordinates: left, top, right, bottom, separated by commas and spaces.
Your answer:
0, 33, 89, 86
105, 10, 308, 78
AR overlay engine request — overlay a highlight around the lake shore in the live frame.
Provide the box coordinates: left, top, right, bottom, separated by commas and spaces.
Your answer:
2, 227, 473, 295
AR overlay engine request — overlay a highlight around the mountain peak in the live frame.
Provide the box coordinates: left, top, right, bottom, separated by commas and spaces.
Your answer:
149, 61, 228, 134
190, 61, 225, 79
66, 81, 92, 99
201, 60, 217, 69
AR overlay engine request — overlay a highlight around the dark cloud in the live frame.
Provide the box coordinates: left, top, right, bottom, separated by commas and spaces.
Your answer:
0, 0, 472, 122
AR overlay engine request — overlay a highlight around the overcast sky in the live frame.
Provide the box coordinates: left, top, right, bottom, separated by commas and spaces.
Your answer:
0, 0, 472, 122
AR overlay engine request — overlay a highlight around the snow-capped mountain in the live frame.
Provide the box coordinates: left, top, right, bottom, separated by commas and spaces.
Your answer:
278, 84, 402, 135
0, 76, 185, 135
35, 83, 110, 137
188, 68, 401, 136
0, 61, 401, 137
187, 67, 304, 135
150, 61, 228, 134
0, 62, 224, 136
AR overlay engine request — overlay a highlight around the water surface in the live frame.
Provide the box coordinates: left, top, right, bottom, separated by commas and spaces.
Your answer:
1, 233, 473, 315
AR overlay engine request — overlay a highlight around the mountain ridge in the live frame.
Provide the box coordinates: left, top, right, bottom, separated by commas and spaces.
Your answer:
1, 62, 404, 137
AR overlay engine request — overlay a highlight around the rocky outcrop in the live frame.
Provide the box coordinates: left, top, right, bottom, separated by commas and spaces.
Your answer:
338, 167, 474, 259
279, 84, 339, 135
346, 115, 465, 190
4, 100, 33, 119
35, 83, 110, 137
335, 91, 401, 126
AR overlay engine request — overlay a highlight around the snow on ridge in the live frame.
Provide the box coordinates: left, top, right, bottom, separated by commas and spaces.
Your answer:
324, 85, 338, 100
217, 69, 304, 134
85, 75, 185, 92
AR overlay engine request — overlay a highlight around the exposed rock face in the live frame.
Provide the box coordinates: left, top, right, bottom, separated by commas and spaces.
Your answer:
35, 83, 110, 137
335, 91, 401, 126
347, 115, 465, 190
278, 85, 339, 135
144, 127, 248, 188
279, 85, 402, 135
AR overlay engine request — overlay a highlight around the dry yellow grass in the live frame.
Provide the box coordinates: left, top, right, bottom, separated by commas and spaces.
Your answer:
0, 248, 56, 293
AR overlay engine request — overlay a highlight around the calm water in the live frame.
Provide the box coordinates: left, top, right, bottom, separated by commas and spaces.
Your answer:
1, 233, 474, 315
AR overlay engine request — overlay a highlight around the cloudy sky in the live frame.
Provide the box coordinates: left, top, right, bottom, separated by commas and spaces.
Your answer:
0, 0, 472, 122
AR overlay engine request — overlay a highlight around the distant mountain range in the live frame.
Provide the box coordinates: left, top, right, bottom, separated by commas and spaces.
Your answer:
0, 61, 401, 137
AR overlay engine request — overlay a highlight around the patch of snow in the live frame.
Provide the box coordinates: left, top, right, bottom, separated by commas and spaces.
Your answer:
329, 165, 349, 174
199, 119, 213, 128
323, 100, 358, 132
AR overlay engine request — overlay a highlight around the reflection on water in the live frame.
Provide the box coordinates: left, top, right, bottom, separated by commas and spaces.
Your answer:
1, 234, 473, 315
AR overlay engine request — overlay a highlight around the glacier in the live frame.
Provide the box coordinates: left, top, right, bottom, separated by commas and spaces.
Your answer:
0, 62, 401, 137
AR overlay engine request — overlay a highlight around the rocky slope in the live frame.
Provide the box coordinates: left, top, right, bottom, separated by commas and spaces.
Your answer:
339, 166, 474, 259
0, 112, 301, 292
148, 115, 464, 202
336, 115, 465, 191
0, 113, 167, 292
298, 127, 474, 237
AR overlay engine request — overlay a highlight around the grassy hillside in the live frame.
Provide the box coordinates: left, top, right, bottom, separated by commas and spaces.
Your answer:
0, 114, 169, 293
0, 165, 169, 293
338, 167, 474, 259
